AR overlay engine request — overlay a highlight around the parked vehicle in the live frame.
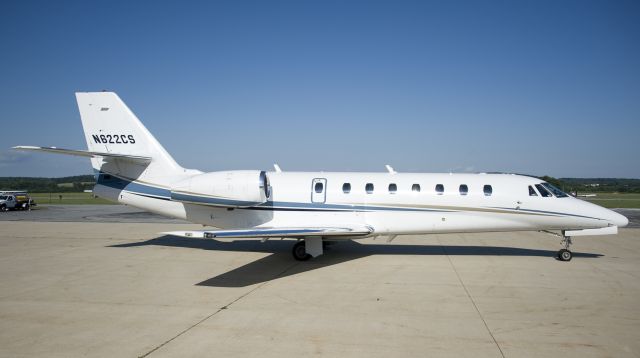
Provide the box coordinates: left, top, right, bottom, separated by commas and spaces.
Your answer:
0, 191, 35, 211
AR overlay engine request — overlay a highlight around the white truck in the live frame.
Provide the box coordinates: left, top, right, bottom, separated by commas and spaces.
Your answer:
0, 191, 35, 212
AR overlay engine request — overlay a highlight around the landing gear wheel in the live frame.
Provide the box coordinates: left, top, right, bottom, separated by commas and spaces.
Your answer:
557, 249, 572, 262
292, 241, 311, 261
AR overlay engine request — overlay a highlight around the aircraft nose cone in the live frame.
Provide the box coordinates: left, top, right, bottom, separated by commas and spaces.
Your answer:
609, 210, 629, 227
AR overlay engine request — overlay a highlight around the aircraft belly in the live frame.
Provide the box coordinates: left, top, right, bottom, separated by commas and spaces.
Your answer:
183, 205, 273, 228
117, 190, 187, 219
364, 211, 537, 235
266, 210, 363, 229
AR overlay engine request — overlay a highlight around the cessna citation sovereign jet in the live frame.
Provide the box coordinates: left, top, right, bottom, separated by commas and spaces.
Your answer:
14, 92, 628, 262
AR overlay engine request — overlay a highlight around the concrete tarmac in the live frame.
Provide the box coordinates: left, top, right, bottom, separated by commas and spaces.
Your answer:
0, 206, 639, 357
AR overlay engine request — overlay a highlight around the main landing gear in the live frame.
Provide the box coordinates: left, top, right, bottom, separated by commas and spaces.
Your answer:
557, 235, 573, 262
292, 241, 312, 261
291, 237, 324, 261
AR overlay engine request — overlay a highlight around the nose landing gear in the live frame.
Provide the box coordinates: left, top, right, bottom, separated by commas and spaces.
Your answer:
540, 230, 575, 262
557, 235, 573, 262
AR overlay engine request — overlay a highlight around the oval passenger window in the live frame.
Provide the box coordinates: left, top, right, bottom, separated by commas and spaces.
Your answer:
366, 183, 374, 194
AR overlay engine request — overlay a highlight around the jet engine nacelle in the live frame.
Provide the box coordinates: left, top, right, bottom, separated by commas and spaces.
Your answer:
170, 170, 269, 208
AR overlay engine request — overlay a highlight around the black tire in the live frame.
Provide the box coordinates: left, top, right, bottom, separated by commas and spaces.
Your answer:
292, 241, 311, 261
0, 205, 7, 212
558, 249, 572, 262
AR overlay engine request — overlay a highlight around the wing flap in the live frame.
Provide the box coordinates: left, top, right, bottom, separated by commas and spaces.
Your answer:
163, 226, 374, 239
13, 146, 151, 162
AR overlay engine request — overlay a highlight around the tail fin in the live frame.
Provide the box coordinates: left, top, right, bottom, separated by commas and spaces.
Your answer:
76, 92, 185, 183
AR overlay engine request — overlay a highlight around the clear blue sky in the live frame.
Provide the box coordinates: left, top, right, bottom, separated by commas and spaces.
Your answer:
1, 0, 639, 178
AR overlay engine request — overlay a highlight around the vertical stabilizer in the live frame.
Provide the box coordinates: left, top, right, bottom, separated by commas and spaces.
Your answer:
75, 92, 185, 184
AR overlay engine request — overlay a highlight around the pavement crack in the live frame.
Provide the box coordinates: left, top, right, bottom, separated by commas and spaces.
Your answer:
441, 242, 506, 358
140, 260, 300, 357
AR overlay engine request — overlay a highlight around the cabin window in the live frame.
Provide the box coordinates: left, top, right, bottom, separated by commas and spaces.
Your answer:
435, 184, 444, 195
459, 184, 469, 195
535, 184, 552, 197
314, 182, 324, 193
366, 183, 374, 194
342, 183, 351, 194
529, 185, 538, 196
412, 184, 421, 192
388, 183, 397, 194
483, 185, 492, 196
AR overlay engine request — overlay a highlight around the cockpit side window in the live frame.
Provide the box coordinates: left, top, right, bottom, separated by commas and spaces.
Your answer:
535, 184, 552, 197
528, 186, 538, 196
541, 183, 568, 198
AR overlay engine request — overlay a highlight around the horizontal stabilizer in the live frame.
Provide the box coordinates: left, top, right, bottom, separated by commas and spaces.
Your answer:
163, 226, 374, 239
13, 146, 151, 162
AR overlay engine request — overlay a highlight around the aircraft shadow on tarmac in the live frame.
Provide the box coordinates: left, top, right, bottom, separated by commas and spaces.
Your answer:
110, 236, 602, 288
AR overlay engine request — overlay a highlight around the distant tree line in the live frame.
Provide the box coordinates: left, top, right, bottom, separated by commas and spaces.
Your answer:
0, 175, 95, 193
555, 177, 640, 194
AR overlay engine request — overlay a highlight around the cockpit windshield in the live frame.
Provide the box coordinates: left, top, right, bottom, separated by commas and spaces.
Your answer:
541, 183, 568, 198
535, 184, 552, 197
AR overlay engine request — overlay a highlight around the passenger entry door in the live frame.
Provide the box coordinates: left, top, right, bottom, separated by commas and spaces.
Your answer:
311, 178, 327, 203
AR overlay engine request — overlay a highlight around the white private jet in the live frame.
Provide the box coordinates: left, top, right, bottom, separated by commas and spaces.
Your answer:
14, 92, 628, 262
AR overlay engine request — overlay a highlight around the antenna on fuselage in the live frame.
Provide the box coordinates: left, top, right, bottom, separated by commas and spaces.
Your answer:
273, 164, 282, 173
385, 165, 397, 174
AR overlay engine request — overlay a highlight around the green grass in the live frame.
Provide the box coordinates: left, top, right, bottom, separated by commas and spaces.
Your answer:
583, 192, 640, 209
29, 192, 115, 205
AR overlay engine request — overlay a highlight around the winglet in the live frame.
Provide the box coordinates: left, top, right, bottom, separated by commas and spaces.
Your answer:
274, 163, 282, 172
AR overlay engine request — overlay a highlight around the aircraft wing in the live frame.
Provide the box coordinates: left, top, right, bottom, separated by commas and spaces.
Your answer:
13, 146, 151, 162
163, 226, 374, 240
